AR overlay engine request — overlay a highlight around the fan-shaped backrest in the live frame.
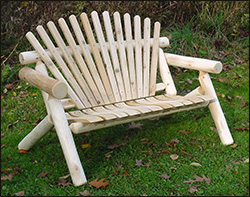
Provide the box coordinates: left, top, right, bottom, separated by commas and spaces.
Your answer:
25, 11, 170, 109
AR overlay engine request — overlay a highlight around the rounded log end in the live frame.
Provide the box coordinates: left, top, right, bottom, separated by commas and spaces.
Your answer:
159, 37, 170, 47
214, 62, 223, 74
52, 82, 68, 99
19, 53, 25, 65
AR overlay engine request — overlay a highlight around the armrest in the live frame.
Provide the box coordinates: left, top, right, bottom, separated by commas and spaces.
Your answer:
164, 53, 222, 74
19, 67, 68, 99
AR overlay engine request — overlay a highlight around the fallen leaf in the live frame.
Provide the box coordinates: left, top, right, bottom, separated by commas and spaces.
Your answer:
243, 158, 249, 163
1, 168, 13, 172
169, 165, 177, 170
179, 130, 192, 135
105, 152, 112, 158
135, 159, 144, 167
37, 171, 50, 178
239, 102, 247, 108
141, 140, 156, 146
153, 150, 170, 158
14, 191, 25, 196
142, 193, 148, 196
13, 167, 22, 173
89, 178, 109, 188
59, 174, 70, 179
190, 162, 202, 167
81, 144, 91, 149
183, 179, 196, 184
234, 126, 249, 131
5, 80, 19, 89
189, 185, 199, 193
181, 150, 191, 155
202, 174, 211, 183
189, 137, 202, 141
113, 170, 119, 175
193, 174, 204, 182
107, 142, 126, 149
186, 78, 193, 84
1, 173, 14, 181
123, 172, 130, 177
166, 139, 180, 146
230, 143, 238, 148
18, 149, 28, 154
128, 122, 143, 130
170, 154, 179, 160
79, 190, 95, 196
57, 177, 72, 187
158, 173, 170, 181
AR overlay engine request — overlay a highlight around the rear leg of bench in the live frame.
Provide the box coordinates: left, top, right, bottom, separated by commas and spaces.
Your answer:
48, 96, 87, 186
199, 71, 234, 145
18, 115, 53, 150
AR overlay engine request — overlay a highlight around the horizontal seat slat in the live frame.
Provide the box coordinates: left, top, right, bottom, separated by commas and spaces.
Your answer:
70, 101, 210, 134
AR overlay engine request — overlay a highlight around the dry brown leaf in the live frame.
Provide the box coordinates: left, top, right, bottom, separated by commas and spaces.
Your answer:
234, 126, 249, 131
37, 171, 50, 178
189, 185, 199, 193
89, 178, 109, 188
135, 159, 144, 167
181, 150, 191, 155
169, 165, 177, 170
1, 173, 14, 181
230, 143, 238, 148
57, 177, 72, 187
193, 174, 204, 182
123, 172, 130, 177
158, 173, 170, 181
113, 170, 119, 175
239, 102, 247, 108
18, 149, 28, 154
202, 174, 211, 183
128, 122, 143, 130
179, 130, 192, 135
5, 80, 19, 89
107, 142, 126, 149
153, 150, 170, 158
183, 179, 196, 184
79, 190, 95, 196
14, 191, 25, 196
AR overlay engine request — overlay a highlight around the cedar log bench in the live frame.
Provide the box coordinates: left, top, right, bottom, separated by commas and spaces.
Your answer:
18, 11, 234, 186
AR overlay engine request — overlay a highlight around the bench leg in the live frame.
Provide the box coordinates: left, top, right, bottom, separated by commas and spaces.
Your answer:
48, 96, 87, 186
199, 71, 234, 145
18, 115, 53, 150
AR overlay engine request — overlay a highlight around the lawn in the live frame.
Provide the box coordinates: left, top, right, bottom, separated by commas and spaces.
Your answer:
1, 10, 249, 197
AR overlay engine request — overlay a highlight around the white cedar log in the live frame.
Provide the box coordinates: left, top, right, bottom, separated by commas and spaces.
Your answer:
47, 95, 87, 186
184, 86, 205, 98
165, 53, 223, 74
19, 37, 170, 65
199, 71, 234, 145
19, 67, 68, 99
159, 49, 177, 96
18, 115, 53, 150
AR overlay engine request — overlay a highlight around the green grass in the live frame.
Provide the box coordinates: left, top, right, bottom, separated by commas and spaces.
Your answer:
1, 24, 249, 196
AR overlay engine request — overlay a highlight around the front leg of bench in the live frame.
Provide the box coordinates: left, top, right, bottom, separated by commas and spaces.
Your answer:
199, 71, 234, 145
47, 96, 87, 186
18, 115, 53, 150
